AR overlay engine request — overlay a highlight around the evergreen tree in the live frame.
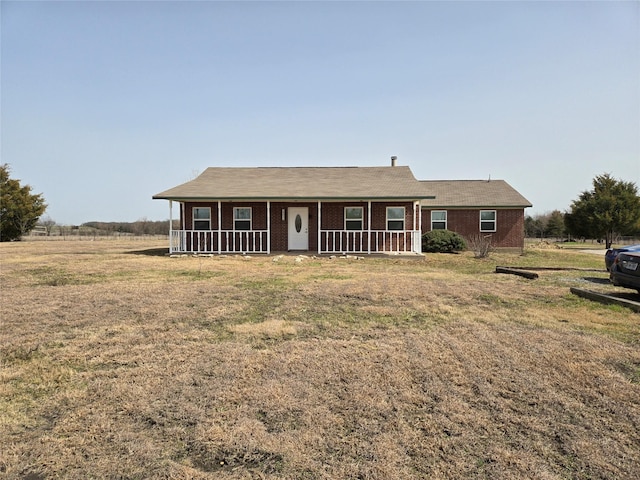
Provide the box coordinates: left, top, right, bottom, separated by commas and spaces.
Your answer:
525, 214, 550, 239
546, 210, 566, 238
565, 173, 640, 248
0, 164, 47, 241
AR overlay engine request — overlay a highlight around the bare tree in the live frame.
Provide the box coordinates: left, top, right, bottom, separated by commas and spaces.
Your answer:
39, 216, 57, 236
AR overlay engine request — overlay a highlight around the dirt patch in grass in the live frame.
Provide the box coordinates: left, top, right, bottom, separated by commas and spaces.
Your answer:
1, 240, 639, 479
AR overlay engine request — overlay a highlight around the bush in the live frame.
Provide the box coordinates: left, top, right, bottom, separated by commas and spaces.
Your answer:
466, 234, 494, 258
422, 230, 467, 253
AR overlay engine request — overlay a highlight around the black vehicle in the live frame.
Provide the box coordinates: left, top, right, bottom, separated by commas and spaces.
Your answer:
610, 251, 640, 293
605, 244, 640, 271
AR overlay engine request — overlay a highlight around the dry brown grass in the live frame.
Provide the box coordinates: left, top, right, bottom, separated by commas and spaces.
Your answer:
1, 239, 639, 479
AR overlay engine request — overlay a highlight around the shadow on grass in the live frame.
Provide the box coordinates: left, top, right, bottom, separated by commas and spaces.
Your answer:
127, 247, 169, 257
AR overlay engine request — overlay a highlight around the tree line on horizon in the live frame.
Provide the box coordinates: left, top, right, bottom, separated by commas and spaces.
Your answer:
81, 220, 178, 236
525, 210, 640, 243
20, 218, 177, 238
525, 174, 640, 246
2, 164, 640, 247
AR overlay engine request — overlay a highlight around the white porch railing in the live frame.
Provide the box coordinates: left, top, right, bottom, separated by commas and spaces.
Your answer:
320, 230, 421, 254
170, 230, 269, 254
169, 229, 421, 254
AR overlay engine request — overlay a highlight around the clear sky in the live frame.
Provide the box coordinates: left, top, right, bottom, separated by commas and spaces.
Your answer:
2, 1, 638, 225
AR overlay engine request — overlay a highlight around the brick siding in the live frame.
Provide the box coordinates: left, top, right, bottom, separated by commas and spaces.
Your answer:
421, 208, 526, 249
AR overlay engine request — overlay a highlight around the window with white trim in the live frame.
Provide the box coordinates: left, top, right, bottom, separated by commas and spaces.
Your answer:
193, 207, 211, 230
386, 207, 405, 231
480, 210, 497, 232
234, 207, 252, 231
431, 210, 447, 230
345, 207, 363, 230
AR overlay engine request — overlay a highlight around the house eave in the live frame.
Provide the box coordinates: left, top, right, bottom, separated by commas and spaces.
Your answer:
421, 204, 532, 209
154, 196, 434, 202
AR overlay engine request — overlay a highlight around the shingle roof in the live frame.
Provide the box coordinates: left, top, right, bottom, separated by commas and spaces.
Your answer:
420, 180, 532, 208
153, 166, 429, 200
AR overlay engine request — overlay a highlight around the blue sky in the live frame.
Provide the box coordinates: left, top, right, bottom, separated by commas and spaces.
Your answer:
2, 1, 638, 225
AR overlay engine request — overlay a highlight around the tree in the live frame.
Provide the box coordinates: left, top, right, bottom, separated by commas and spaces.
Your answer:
565, 173, 640, 248
0, 164, 47, 241
525, 213, 550, 238
524, 211, 566, 239
546, 210, 566, 238
38, 215, 57, 236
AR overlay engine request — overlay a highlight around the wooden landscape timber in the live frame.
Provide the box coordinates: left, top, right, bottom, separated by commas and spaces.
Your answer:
495, 266, 539, 279
570, 287, 640, 313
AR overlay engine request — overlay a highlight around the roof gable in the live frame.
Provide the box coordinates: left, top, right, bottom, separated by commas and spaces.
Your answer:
153, 166, 429, 200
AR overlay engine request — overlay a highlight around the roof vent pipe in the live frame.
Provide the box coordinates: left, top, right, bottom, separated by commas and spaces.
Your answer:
391, 156, 397, 167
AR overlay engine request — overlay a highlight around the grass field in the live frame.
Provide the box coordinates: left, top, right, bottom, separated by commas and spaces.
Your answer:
1, 239, 639, 479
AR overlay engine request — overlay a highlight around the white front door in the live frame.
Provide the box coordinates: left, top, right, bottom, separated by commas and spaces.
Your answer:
288, 207, 309, 250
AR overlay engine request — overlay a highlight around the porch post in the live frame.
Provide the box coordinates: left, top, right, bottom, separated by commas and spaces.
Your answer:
217, 201, 222, 254
266, 201, 271, 254
317, 201, 322, 255
411, 202, 419, 253
416, 201, 422, 253
169, 200, 173, 253
367, 201, 372, 255
181, 202, 186, 254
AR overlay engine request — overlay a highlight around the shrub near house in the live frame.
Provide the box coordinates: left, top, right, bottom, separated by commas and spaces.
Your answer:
422, 230, 466, 253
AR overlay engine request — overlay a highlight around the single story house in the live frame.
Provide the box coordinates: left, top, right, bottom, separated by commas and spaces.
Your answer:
152, 163, 430, 255
420, 179, 532, 252
153, 162, 532, 255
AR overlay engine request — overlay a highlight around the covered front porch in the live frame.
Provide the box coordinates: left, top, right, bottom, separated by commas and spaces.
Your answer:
164, 200, 423, 255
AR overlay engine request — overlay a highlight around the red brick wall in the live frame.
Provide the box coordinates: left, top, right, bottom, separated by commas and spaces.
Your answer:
219, 202, 268, 230
421, 208, 526, 249
321, 202, 368, 230
269, 202, 288, 251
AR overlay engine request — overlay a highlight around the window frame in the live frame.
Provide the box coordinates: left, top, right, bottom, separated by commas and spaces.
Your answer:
344, 207, 364, 231
480, 210, 497, 232
386, 206, 405, 231
431, 210, 447, 230
234, 207, 252, 231
192, 207, 211, 231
